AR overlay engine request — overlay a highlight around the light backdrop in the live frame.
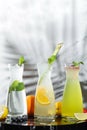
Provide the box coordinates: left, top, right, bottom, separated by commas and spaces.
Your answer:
0, 0, 87, 108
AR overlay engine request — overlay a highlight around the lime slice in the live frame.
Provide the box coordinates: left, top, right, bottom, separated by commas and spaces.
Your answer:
74, 113, 87, 120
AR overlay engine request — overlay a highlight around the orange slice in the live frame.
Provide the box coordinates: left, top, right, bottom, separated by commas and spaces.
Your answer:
36, 87, 50, 104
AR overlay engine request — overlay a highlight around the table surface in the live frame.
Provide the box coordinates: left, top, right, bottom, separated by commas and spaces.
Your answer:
0, 116, 87, 130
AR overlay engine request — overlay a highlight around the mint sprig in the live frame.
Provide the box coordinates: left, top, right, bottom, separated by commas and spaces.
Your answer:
48, 43, 63, 64
38, 43, 63, 85
72, 61, 84, 67
48, 55, 56, 64
9, 80, 25, 92
18, 56, 25, 66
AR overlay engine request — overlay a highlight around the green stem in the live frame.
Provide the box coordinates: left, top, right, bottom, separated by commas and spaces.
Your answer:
38, 64, 51, 85
38, 43, 63, 85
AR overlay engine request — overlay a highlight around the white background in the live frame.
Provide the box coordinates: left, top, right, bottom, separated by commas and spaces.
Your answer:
0, 0, 87, 107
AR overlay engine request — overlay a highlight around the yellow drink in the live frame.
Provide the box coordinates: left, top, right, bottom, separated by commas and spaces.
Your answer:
34, 43, 63, 120
34, 85, 56, 117
34, 62, 56, 120
62, 65, 83, 117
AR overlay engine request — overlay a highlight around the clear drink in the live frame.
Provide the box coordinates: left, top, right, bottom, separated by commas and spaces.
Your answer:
7, 64, 27, 121
62, 64, 83, 117
34, 62, 56, 120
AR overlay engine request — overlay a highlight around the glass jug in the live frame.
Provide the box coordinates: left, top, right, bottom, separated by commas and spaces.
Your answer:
7, 64, 27, 121
34, 62, 56, 120
62, 64, 83, 117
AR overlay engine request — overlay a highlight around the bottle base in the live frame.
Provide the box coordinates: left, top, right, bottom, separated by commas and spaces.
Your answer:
34, 115, 55, 123
6, 114, 28, 123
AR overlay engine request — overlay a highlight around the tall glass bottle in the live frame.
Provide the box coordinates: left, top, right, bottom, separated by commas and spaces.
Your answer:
34, 62, 56, 120
62, 64, 83, 117
7, 64, 27, 121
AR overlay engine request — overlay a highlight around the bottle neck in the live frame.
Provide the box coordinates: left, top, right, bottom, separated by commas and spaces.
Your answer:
37, 62, 52, 85
65, 67, 80, 80
8, 64, 24, 83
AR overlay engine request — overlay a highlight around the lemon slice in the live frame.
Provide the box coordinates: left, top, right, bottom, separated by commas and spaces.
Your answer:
36, 87, 50, 104
0, 106, 8, 120
55, 101, 62, 115
74, 113, 87, 120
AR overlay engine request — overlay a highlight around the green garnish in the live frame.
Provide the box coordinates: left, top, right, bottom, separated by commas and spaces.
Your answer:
48, 43, 63, 64
72, 61, 84, 67
18, 56, 25, 66
9, 80, 19, 92
38, 43, 63, 85
48, 55, 56, 64
9, 80, 25, 92
16, 82, 25, 91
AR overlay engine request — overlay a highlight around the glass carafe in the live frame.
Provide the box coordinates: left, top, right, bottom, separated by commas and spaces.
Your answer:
34, 62, 56, 121
62, 64, 83, 117
7, 64, 27, 121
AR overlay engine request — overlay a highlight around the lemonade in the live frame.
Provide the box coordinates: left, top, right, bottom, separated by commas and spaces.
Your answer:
34, 86, 56, 119
34, 43, 63, 120
34, 62, 56, 120
62, 64, 83, 117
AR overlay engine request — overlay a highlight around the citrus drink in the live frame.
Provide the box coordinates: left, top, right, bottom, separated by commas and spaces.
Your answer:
62, 65, 83, 117
34, 85, 56, 118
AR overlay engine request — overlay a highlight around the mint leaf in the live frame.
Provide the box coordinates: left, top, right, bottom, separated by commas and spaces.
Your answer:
18, 56, 25, 66
9, 80, 19, 92
48, 43, 63, 64
9, 80, 25, 92
48, 55, 56, 64
16, 82, 25, 91
72, 61, 84, 67
39, 43, 63, 85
